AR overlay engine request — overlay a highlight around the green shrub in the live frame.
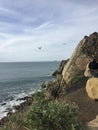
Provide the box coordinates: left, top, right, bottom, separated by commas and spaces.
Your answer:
41, 81, 47, 89
23, 91, 83, 130
71, 69, 84, 85
0, 91, 84, 130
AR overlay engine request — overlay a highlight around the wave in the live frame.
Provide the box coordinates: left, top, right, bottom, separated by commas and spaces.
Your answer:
0, 62, 58, 120
0, 90, 35, 120
0, 76, 54, 120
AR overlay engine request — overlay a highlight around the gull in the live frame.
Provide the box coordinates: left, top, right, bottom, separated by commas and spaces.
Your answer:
38, 46, 42, 50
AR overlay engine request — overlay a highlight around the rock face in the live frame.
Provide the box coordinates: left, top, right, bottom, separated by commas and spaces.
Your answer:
47, 32, 98, 100
87, 115, 98, 130
61, 32, 98, 85
84, 63, 98, 78
84, 63, 93, 77
86, 78, 98, 100
52, 60, 69, 76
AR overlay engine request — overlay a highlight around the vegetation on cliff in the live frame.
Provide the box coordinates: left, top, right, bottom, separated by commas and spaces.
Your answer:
70, 69, 84, 85
0, 90, 83, 130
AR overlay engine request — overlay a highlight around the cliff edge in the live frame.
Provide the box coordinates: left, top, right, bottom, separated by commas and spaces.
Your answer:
61, 32, 98, 85
47, 32, 98, 99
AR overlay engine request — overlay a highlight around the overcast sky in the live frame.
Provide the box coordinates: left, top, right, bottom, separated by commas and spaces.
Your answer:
0, 0, 98, 62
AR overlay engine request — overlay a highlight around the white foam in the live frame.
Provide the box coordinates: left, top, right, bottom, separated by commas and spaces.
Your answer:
6, 100, 25, 108
0, 105, 8, 120
0, 99, 25, 120
15, 92, 28, 100
0, 90, 36, 120
14, 89, 36, 99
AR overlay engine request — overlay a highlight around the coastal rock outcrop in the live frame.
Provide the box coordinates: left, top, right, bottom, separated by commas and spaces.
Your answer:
52, 59, 69, 76
61, 32, 98, 85
48, 32, 98, 129
47, 32, 98, 99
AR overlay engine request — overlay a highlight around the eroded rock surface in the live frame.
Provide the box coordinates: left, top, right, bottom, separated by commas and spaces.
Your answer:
52, 59, 69, 76
62, 32, 98, 85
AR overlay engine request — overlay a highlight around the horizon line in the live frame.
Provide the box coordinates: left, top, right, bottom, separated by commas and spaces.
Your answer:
0, 60, 61, 63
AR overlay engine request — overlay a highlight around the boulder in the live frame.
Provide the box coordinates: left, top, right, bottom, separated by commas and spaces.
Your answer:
86, 78, 98, 100
87, 115, 98, 130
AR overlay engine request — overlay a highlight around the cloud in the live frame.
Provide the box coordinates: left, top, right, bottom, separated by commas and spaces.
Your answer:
0, 0, 98, 61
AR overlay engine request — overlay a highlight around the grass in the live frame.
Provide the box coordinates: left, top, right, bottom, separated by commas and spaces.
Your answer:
70, 69, 84, 85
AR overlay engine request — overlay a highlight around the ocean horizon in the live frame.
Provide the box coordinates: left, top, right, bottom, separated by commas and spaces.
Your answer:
0, 61, 60, 63
0, 61, 60, 120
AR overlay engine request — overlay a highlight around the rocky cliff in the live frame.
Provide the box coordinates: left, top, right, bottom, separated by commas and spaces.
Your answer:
46, 32, 98, 130
52, 59, 69, 76
47, 32, 98, 99
61, 32, 98, 85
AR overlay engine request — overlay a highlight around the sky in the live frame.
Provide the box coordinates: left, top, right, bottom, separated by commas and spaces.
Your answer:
0, 0, 98, 62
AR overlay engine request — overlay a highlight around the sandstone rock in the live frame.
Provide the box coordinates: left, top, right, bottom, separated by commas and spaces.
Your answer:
87, 115, 98, 130
86, 78, 98, 100
52, 59, 69, 76
46, 81, 61, 99
84, 63, 98, 78
84, 63, 93, 77
46, 79, 67, 100
62, 32, 98, 85
48, 32, 98, 99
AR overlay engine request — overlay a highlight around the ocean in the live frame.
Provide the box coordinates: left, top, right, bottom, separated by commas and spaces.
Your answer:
0, 61, 60, 120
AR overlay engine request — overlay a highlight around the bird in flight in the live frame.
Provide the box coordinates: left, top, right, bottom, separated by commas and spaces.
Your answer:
62, 43, 66, 45
38, 46, 42, 50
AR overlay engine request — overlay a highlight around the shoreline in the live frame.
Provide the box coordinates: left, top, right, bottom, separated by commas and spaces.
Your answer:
0, 80, 55, 125
1, 78, 98, 129
0, 93, 35, 125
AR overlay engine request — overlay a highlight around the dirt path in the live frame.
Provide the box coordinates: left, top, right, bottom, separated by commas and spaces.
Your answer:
62, 79, 98, 122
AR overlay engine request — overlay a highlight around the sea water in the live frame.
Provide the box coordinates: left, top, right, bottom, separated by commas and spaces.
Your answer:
0, 61, 60, 119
